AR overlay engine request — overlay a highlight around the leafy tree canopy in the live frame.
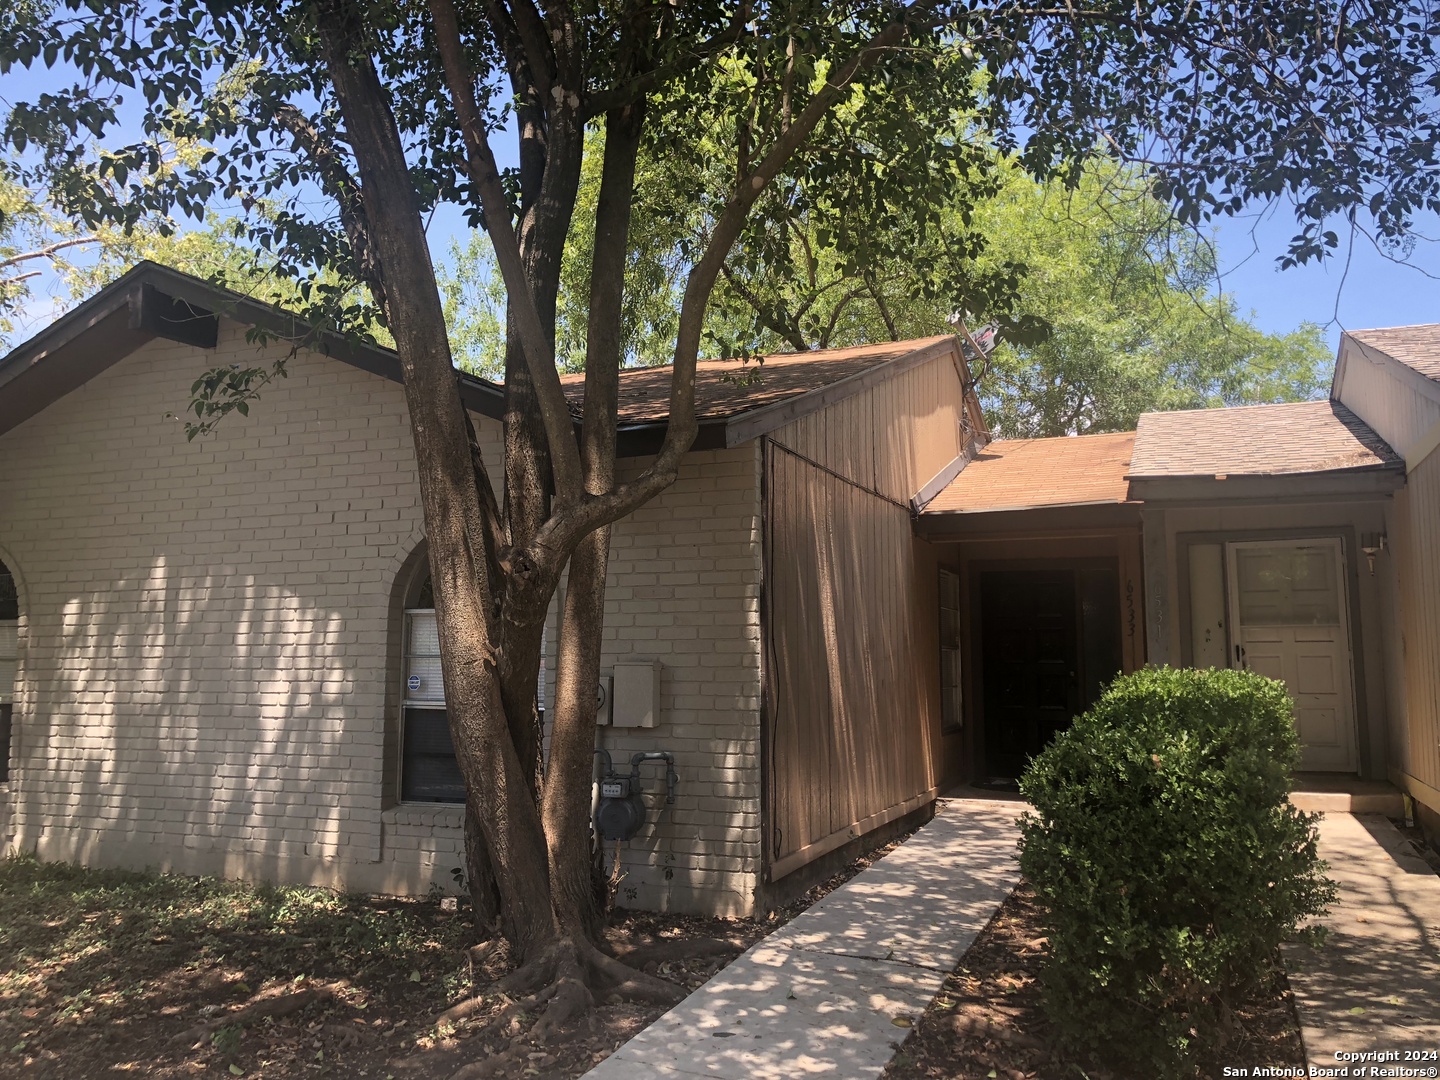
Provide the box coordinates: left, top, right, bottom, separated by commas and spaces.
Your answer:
438, 150, 1332, 435
967, 168, 1332, 436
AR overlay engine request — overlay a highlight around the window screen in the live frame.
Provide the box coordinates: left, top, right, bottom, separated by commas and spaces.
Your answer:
0, 563, 15, 621
401, 610, 464, 803
401, 707, 464, 802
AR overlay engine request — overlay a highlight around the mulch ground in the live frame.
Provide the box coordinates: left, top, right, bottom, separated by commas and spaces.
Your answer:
882, 882, 1306, 1080
0, 826, 915, 1080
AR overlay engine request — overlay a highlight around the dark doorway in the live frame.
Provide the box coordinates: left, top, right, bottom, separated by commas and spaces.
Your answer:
979, 565, 1122, 779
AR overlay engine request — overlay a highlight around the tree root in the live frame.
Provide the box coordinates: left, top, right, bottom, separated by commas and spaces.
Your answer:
442, 986, 556, 1039
440, 936, 689, 1080
175, 986, 334, 1046
448, 1024, 590, 1080
586, 947, 687, 1006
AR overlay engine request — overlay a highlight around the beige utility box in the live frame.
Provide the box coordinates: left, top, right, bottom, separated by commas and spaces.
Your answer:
611, 660, 661, 728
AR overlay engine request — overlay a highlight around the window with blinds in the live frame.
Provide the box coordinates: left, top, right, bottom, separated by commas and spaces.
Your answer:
401, 609, 464, 803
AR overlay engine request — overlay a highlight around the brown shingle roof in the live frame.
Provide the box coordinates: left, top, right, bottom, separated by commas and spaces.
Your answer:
924, 431, 1136, 513
1348, 324, 1440, 382
1129, 400, 1400, 478
559, 336, 954, 424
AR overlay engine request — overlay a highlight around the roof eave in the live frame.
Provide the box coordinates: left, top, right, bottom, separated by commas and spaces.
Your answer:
1127, 466, 1404, 503
0, 261, 508, 437
914, 500, 1142, 539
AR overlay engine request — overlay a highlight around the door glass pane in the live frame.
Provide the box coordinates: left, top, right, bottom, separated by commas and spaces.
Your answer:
1236, 545, 1341, 626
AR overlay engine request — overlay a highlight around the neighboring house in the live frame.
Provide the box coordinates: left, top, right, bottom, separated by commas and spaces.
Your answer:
2, 262, 1438, 914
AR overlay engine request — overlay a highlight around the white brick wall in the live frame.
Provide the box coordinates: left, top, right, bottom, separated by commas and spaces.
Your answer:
559, 446, 765, 917
0, 321, 764, 914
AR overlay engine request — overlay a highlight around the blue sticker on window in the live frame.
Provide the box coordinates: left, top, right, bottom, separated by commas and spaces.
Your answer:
407, 675, 422, 693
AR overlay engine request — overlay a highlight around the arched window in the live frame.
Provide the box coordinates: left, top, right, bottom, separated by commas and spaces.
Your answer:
396, 572, 546, 804
0, 561, 16, 784
401, 575, 464, 803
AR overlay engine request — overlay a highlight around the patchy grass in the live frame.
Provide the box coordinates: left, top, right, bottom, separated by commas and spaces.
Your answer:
0, 852, 477, 1077
0, 823, 925, 1078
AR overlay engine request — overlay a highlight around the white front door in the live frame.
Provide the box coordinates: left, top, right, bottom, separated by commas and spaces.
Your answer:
1225, 539, 1358, 773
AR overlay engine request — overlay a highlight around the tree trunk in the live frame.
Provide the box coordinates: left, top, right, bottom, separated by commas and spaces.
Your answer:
465, 795, 502, 938
314, 0, 561, 966
542, 104, 644, 942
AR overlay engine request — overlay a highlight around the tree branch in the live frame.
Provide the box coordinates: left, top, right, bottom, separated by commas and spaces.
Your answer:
532, 13, 921, 552
0, 234, 99, 271
271, 102, 386, 311
818, 282, 869, 348
430, 0, 586, 504
585, 19, 746, 119
864, 270, 900, 341
720, 265, 810, 353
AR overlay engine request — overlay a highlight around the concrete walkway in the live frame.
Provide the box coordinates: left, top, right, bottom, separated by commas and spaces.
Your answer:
585, 799, 1022, 1080
1285, 812, 1440, 1065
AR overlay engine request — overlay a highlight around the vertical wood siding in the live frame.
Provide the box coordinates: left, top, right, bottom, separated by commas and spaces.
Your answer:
1396, 458, 1440, 795
1337, 344, 1440, 807
773, 349, 968, 502
1338, 346, 1440, 454
764, 349, 960, 878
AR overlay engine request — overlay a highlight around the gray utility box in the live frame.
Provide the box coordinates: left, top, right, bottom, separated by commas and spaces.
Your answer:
611, 660, 661, 728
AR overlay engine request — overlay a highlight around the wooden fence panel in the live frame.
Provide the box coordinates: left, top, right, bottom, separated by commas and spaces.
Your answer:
766, 443, 938, 878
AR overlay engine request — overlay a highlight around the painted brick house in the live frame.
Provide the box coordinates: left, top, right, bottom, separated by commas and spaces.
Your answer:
3, 262, 1439, 917
0, 263, 975, 915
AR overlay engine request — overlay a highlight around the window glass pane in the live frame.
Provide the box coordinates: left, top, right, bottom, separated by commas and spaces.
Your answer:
0, 703, 11, 784
401, 708, 465, 803
0, 563, 15, 622
1237, 546, 1342, 626
0, 621, 15, 706
405, 611, 445, 703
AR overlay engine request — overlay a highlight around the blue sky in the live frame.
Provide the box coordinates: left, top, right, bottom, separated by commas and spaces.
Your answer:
4, 60, 1437, 358
1208, 202, 1440, 351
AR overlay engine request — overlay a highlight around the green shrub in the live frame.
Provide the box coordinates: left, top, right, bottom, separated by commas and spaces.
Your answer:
1017, 666, 1335, 1077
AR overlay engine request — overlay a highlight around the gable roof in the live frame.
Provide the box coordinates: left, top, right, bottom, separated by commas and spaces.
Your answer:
0, 261, 506, 438
0, 264, 975, 456
923, 431, 1136, 515
1128, 399, 1400, 480
561, 336, 956, 426
1346, 324, 1440, 383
